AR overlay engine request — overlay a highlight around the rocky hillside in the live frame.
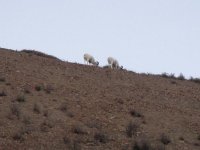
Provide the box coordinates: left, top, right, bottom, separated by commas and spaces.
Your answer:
0, 48, 200, 150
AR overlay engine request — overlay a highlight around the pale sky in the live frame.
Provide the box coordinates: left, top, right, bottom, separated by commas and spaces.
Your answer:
0, 0, 200, 78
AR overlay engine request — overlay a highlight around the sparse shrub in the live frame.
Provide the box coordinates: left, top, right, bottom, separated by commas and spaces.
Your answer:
35, 85, 42, 91
43, 110, 49, 117
179, 136, 184, 141
13, 131, 24, 142
170, 81, 176, 84
16, 95, 25, 102
63, 136, 71, 145
13, 126, 33, 142
161, 73, 168, 78
94, 132, 108, 144
190, 77, 200, 84
40, 119, 55, 132
44, 85, 54, 94
177, 73, 185, 80
33, 103, 41, 114
22, 115, 31, 125
67, 111, 74, 118
6, 83, 11, 86
197, 135, 200, 141
73, 125, 87, 135
169, 73, 175, 78
10, 104, 21, 119
0, 91, 6, 96
130, 110, 143, 118
59, 103, 68, 112
160, 134, 171, 145
0, 77, 5, 82
24, 89, 31, 94
132, 140, 152, 150
126, 121, 138, 138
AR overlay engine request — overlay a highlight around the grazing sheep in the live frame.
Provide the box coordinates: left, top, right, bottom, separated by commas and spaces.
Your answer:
84, 53, 99, 66
107, 57, 123, 69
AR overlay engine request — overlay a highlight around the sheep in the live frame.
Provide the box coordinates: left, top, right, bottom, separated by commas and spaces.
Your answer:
84, 53, 99, 66
107, 57, 123, 69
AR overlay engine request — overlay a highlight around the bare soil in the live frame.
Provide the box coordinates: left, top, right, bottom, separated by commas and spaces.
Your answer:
0, 48, 200, 150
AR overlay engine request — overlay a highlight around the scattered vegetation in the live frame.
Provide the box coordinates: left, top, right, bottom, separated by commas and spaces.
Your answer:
9, 104, 21, 119
190, 77, 200, 84
40, 119, 55, 132
22, 115, 31, 125
0, 91, 6, 96
130, 110, 143, 118
63, 137, 82, 150
59, 103, 68, 112
94, 132, 108, 144
0, 77, 5, 82
16, 95, 25, 102
35, 85, 43, 91
161, 73, 175, 79
132, 140, 152, 150
21, 50, 59, 60
33, 103, 41, 114
44, 85, 54, 94
13, 126, 33, 142
73, 125, 87, 135
160, 134, 171, 145
179, 136, 184, 141
126, 121, 138, 138
197, 135, 200, 141
177, 73, 185, 80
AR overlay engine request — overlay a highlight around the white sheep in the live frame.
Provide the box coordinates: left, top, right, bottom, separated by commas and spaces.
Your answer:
84, 53, 99, 66
107, 57, 123, 69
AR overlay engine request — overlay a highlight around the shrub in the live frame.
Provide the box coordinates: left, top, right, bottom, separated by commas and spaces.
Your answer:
59, 103, 68, 112
10, 104, 21, 119
132, 140, 152, 150
33, 103, 41, 114
177, 73, 185, 80
0, 77, 5, 82
190, 77, 200, 84
94, 132, 108, 144
22, 115, 31, 125
16, 95, 25, 102
130, 110, 143, 118
126, 121, 138, 138
198, 135, 200, 141
160, 134, 171, 145
35, 85, 42, 91
44, 85, 54, 94
73, 125, 87, 135
0, 91, 6, 96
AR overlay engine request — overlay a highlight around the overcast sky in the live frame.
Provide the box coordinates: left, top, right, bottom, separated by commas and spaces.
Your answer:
0, 0, 199, 78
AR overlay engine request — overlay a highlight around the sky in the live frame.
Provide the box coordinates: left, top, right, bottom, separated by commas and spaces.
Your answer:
0, 0, 200, 78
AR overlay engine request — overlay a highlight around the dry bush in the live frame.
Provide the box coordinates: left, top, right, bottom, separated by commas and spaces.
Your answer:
132, 140, 152, 150
130, 110, 143, 118
21, 50, 59, 60
73, 124, 87, 135
44, 85, 54, 94
35, 85, 43, 91
126, 121, 138, 138
40, 119, 55, 132
160, 134, 171, 145
0, 77, 5, 82
22, 115, 31, 125
94, 132, 108, 144
33, 103, 42, 114
16, 95, 25, 102
9, 104, 21, 119
177, 73, 185, 80
0, 91, 6, 96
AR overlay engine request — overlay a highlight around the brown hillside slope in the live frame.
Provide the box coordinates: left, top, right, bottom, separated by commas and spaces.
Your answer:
0, 48, 200, 150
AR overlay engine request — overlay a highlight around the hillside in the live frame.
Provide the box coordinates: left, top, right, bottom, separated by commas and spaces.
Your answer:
0, 48, 200, 150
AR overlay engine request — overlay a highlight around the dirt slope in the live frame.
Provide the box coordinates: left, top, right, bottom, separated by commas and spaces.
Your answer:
0, 48, 200, 150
